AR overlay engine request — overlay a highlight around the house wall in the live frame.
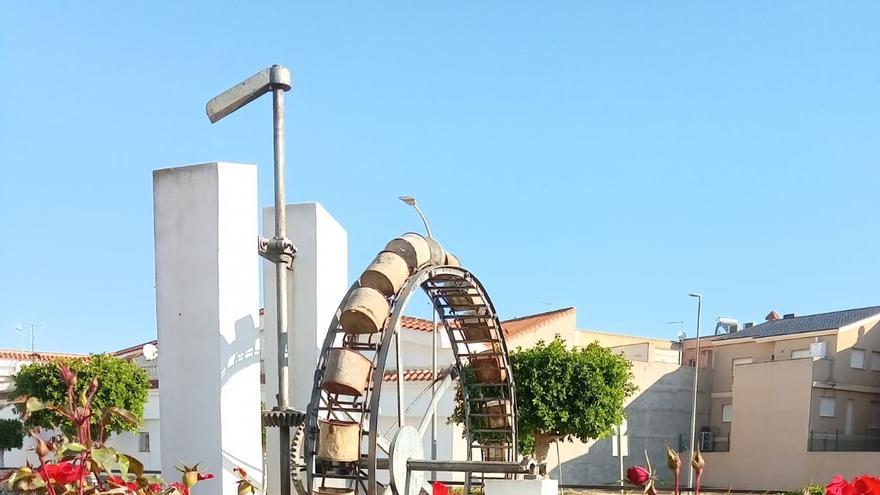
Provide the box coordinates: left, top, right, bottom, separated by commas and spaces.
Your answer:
576, 331, 676, 351
827, 317, 880, 387
544, 361, 711, 485
702, 358, 812, 490
702, 358, 880, 490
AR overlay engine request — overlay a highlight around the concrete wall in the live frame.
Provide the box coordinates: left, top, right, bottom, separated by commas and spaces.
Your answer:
544, 362, 711, 485
262, 203, 347, 495
702, 358, 849, 491
153, 163, 263, 494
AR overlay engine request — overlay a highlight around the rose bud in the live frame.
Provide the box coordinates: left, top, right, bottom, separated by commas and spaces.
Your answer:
666, 446, 681, 471
626, 465, 651, 487
692, 449, 705, 471
60, 366, 77, 387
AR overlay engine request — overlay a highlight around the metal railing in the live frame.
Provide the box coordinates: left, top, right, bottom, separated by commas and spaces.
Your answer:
808, 429, 880, 451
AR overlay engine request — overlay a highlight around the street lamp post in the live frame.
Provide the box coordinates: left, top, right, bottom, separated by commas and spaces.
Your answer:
207, 65, 296, 495
398, 195, 437, 481
687, 293, 702, 490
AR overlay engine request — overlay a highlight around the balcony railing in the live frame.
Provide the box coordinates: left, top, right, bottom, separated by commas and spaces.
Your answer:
809, 429, 880, 452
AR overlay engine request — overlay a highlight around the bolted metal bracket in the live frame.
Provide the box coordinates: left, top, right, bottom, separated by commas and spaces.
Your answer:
258, 236, 296, 269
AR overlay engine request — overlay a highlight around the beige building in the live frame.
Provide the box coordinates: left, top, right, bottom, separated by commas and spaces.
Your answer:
681, 306, 880, 490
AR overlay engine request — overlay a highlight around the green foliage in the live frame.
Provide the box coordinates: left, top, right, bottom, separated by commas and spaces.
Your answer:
785, 483, 825, 495
451, 336, 637, 454
0, 418, 24, 451
13, 354, 150, 436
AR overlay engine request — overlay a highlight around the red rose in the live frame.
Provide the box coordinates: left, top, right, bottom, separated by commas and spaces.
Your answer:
827, 475, 880, 495
627, 465, 651, 487
108, 476, 138, 493
433, 481, 449, 495
38, 461, 85, 485
148, 483, 164, 493
852, 476, 880, 495
171, 481, 190, 495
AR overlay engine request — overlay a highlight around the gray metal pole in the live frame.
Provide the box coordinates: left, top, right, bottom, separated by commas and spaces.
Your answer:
413, 205, 433, 238
687, 293, 702, 490
396, 326, 405, 427
272, 84, 292, 495
205, 65, 294, 495
617, 426, 623, 492
431, 309, 438, 482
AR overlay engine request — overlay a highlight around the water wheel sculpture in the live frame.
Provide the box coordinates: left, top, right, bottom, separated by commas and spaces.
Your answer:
292, 233, 520, 495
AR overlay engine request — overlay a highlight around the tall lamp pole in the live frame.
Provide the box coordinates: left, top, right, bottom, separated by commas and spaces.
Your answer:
207, 65, 296, 495
399, 195, 437, 480
687, 293, 702, 490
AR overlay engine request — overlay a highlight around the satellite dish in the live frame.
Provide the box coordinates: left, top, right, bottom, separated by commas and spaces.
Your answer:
677, 331, 687, 340
142, 343, 159, 361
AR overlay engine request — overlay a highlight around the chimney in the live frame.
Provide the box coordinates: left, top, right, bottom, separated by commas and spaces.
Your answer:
783, 313, 796, 319
766, 311, 782, 321
744, 322, 754, 329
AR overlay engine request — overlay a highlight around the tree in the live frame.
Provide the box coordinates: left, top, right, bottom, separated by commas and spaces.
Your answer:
452, 336, 637, 454
0, 418, 24, 467
13, 354, 150, 436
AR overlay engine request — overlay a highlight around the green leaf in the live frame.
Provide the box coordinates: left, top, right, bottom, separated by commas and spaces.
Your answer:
91, 446, 117, 472
116, 452, 130, 477
123, 454, 144, 478
65, 442, 87, 453
106, 407, 139, 427
25, 397, 46, 413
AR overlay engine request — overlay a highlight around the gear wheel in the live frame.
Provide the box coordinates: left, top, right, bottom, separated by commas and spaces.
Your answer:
289, 422, 308, 495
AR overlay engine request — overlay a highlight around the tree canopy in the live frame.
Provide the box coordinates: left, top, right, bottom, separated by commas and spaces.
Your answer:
13, 354, 150, 436
0, 418, 24, 451
452, 336, 637, 453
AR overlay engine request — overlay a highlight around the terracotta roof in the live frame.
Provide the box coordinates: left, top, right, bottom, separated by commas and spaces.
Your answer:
113, 341, 157, 359
0, 350, 87, 362
501, 307, 575, 339
383, 368, 452, 382
400, 316, 435, 333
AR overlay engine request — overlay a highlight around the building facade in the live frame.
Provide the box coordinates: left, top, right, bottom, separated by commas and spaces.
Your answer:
681, 306, 880, 490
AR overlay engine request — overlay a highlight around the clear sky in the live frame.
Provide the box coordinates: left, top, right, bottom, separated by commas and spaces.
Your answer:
2, 2, 879, 354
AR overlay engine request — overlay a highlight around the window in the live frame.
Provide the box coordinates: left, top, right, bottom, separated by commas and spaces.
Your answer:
791, 349, 812, 359
139, 432, 150, 453
722, 404, 733, 423
851, 349, 865, 369
819, 397, 836, 417
870, 402, 880, 427
871, 352, 880, 371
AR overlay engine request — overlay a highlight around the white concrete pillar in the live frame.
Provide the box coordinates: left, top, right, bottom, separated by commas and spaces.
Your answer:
153, 163, 263, 494
263, 203, 348, 495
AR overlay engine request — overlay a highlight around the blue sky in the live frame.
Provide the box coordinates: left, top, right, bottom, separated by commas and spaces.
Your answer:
1, 2, 878, 354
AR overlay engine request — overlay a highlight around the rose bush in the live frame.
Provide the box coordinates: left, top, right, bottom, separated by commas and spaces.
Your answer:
1, 365, 260, 495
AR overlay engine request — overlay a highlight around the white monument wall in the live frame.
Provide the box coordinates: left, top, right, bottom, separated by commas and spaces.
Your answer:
153, 163, 263, 494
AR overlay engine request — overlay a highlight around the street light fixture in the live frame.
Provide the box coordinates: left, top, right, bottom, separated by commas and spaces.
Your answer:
687, 293, 703, 490
399, 195, 433, 238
